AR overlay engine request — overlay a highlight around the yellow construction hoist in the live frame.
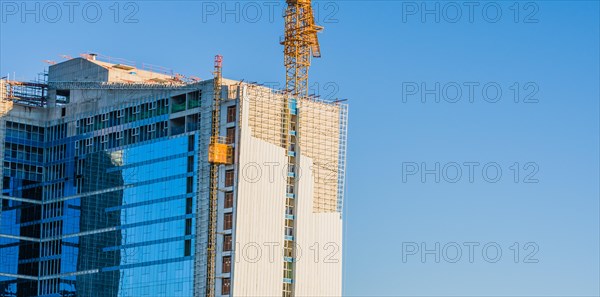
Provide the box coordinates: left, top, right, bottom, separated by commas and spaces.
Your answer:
206, 55, 233, 297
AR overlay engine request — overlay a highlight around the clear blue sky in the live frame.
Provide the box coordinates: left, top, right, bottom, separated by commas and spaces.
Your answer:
1, 1, 599, 296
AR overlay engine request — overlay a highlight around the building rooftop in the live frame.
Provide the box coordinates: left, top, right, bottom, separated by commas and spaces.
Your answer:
1, 54, 203, 107
48, 54, 200, 85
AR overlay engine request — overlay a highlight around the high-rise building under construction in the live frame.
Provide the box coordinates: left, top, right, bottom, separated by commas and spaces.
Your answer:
0, 55, 348, 296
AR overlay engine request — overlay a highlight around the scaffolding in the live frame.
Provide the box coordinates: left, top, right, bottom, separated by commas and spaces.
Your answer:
0, 79, 48, 107
245, 83, 348, 213
0, 79, 6, 104
298, 99, 347, 213
48, 81, 199, 90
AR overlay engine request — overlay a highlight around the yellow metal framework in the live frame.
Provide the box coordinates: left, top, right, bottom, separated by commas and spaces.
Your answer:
281, 0, 322, 296
206, 55, 231, 297
282, 0, 322, 98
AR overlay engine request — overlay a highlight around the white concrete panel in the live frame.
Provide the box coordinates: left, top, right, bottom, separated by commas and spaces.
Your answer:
294, 155, 343, 297
232, 90, 287, 296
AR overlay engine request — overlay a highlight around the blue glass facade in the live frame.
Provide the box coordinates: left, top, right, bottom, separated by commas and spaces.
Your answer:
1, 95, 206, 297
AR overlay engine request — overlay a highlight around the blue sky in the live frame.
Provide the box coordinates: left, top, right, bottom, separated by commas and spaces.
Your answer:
1, 1, 599, 296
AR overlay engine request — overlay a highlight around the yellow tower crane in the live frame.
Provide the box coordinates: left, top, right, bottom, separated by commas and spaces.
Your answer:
282, 0, 323, 98
281, 1, 322, 296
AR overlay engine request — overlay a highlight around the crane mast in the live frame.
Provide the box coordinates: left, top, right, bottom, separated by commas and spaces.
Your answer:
283, 0, 322, 98
281, 1, 322, 296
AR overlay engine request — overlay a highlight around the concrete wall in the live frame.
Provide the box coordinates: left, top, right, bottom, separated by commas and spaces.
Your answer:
231, 87, 287, 296
49, 58, 109, 82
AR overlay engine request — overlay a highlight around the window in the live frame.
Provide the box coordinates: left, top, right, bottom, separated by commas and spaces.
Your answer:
150, 101, 157, 110
187, 156, 195, 172
283, 283, 292, 295
86, 117, 94, 125
85, 138, 93, 147
224, 213, 232, 230
133, 105, 141, 114
101, 135, 108, 143
188, 135, 196, 151
132, 127, 140, 136
116, 131, 124, 140
184, 239, 192, 256
56, 89, 70, 103
225, 170, 234, 187
148, 123, 156, 132
222, 256, 231, 273
285, 219, 294, 237
223, 234, 232, 251
101, 113, 109, 122
284, 261, 293, 279
224, 191, 233, 209
284, 240, 293, 258
222, 278, 231, 295
117, 109, 125, 118
187, 177, 194, 193
226, 127, 236, 144
227, 106, 236, 123
185, 219, 192, 235
186, 198, 193, 214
